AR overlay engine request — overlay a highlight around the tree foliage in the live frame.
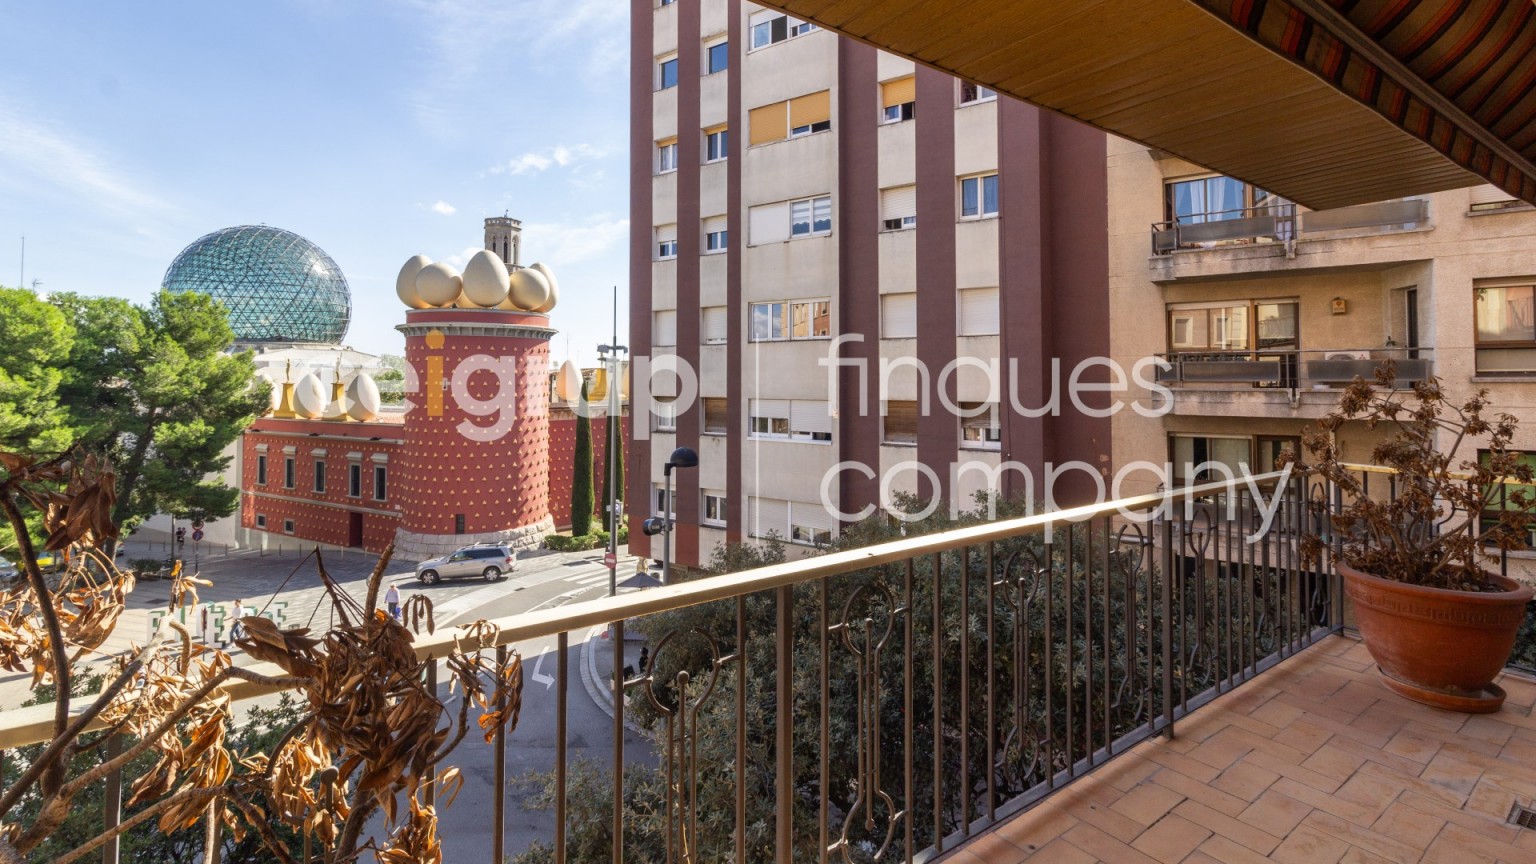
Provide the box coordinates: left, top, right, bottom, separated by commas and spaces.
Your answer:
0, 286, 76, 455
571, 382, 595, 537
600, 409, 624, 532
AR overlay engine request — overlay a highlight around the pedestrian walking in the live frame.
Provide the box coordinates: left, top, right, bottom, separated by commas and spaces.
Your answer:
227, 599, 246, 647
386, 583, 401, 620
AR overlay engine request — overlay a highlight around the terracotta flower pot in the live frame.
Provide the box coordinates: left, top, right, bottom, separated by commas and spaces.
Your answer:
1340, 563, 1533, 713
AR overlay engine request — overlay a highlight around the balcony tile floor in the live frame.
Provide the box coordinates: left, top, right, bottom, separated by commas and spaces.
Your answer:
955, 635, 1536, 863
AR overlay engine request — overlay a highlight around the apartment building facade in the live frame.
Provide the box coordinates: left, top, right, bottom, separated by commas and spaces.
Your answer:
629, 0, 1113, 568
1109, 138, 1536, 519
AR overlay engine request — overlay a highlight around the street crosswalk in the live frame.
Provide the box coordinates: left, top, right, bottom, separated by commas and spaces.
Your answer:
567, 571, 611, 586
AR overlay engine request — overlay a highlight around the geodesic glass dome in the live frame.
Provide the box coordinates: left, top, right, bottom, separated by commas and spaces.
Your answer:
162, 225, 351, 344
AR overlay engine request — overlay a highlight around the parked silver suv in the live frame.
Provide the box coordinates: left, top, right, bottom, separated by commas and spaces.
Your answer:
415, 544, 516, 584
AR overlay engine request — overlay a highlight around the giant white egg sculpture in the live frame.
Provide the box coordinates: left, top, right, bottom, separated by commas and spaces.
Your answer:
347, 374, 382, 422
554, 360, 582, 402
507, 266, 552, 312
293, 373, 327, 419
529, 262, 560, 313
415, 262, 463, 307
462, 250, 511, 308
396, 255, 433, 308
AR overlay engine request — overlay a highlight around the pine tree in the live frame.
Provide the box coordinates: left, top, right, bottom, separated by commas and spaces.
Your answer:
571, 380, 595, 537
600, 408, 625, 532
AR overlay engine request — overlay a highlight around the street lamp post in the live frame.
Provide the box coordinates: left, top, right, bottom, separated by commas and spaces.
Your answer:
661, 447, 697, 585
598, 337, 628, 597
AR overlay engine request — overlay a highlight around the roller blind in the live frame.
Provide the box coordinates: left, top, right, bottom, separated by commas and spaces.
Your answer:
788, 90, 831, 128
703, 215, 727, 235
1470, 184, 1518, 207
704, 397, 729, 433
749, 202, 790, 245
656, 224, 677, 243
958, 287, 1000, 336
750, 398, 790, 419
750, 102, 787, 145
790, 400, 832, 434
790, 500, 837, 532
881, 292, 917, 338
702, 306, 727, 343
881, 185, 916, 221
881, 76, 915, 108
750, 497, 789, 538
882, 400, 918, 443
653, 309, 677, 346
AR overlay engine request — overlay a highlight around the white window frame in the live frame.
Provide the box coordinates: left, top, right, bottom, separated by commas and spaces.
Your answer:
703, 492, 727, 527
654, 399, 678, 432
789, 118, 831, 138
883, 103, 915, 124
657, 55, 679, 91
255, 514, 267, 528
880, 185, 917, 232
705, 128, 728, 163
704, 39, 729, 75
960, 173, 1000, 220
705, 229, 728, 253
657, 239, 678, 259
283, 519, 296, 535
958, 81, 997, 106
657, 141, 678, 174
749, 299, 831, 342
749, 12, 816, 51
959, 402, 1002, 451
790, 195, 833, 238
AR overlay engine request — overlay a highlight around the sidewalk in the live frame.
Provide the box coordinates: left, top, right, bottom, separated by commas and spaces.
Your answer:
580, 620, 651, 723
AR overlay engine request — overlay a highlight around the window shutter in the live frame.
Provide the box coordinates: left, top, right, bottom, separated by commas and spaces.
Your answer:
789, 90, 831, 128
748, 9, 776, 28
958, 287, 1000, 336
703, 215, 727, 235
704, 397, 729, 432
654, 309, 678, 346
750, 497, 790, 538
790, 400, 833, 435
749, 202, 790, 244
656, 224, 678, 243
1470, 184, 1518, 207
702, 306, 727, 343
881, 76, 916, 108
881, 185, 916, 222
790, 500, 837, 532
750, 101, 787, 145
882, 400, 918, 443
751, 398, 790, 420
881, 292, 918, 338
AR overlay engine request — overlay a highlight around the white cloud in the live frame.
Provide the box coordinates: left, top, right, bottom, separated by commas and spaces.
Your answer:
430, 200, 456, 215
0, 99, 174, 220
491, 144, 607, 176
519, 215, 629, 266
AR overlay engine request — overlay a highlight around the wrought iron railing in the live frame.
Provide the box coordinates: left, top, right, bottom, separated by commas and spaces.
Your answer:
2, 470, 1358, 862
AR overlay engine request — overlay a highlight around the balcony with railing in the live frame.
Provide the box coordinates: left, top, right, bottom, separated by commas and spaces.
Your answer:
1156, 348, 1434, 418
6, 468, 1536, 862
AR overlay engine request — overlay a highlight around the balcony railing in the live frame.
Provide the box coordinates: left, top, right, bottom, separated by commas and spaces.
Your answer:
0, 469, 1412, 862
1157, 347, 1433, 392
1151, 198, 1429, 255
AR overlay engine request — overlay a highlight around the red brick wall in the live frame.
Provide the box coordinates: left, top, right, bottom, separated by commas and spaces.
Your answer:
548, 411, 631, 531
241, 420, 403, 553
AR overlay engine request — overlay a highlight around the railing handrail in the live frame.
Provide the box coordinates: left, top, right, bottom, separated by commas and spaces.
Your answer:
0, 469, 1295, 749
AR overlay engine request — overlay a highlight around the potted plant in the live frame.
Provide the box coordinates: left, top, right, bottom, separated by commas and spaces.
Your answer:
1299, 362, 1535, 713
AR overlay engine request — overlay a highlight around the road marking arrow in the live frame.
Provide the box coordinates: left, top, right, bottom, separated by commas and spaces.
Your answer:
531, 649, 555, 689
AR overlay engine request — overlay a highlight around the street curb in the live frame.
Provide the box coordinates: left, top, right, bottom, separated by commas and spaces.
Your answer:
579, 625, 649, 735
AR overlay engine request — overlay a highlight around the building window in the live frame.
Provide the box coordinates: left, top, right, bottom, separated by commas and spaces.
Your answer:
654, 399, 678, 432
704, 397, 729, 433
881, 293, 917, 339
882, 401, 918, 445
959, 402, 1001, 450
749, 196, 832, 244
1475, 283, 1536, 375
1165, 175, 1287, 225
749, 399, 832, 443
960, 173, 999, 219
880, 185, 916, 231
653, 309, 678, 347
748, 91, 830, 146
1167, 300, 1299, 353
255, 514, 267, 528
348, 463, 362, 497
700, 306, 727, 345
705, 127, 729, 162
703, 215, 728, 253
374, 465, 387, 501
658, 56, 678, 90
655, 224, 678, 260
256, 454, 268, 485
313, 461, 326, 494
284, 458, 295, 489
749, 497, 834, 544
881, 76, 916, 123
791, 521, 833, 547
454, 514, 465, 535
958, 287, 1001, 336
659, 0, 674, 6
705, 40, 729, 74
654, 485, 671, 517
703, 492, 727, 527
959, 81, 996, 105
749, 10, 816, 49
1479, 450, 1536, 545
750, 299, 830, 341
657, 139, 679, 173
1169, 435, 1255, 486
283, 519, 295, 534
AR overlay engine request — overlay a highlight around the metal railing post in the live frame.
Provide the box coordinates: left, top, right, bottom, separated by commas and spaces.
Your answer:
775, 586, 793, 864
1159, 516, 1175, 739
101, 736, 123, 864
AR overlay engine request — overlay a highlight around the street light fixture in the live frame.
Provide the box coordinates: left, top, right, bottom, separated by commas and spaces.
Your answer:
660, 446, 698, 585
598, 337, 628, 596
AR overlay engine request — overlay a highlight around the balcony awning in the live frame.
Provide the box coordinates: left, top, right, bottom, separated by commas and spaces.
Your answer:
756, 0, 1536, 211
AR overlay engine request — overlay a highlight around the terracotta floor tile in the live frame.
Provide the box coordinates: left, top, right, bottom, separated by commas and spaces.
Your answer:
1170, 799, 1282, 855
1271, 717, 1333, 756
1186, 728, 1254, 771
1237, 787, 1313, 837
1459, 713, 1517, 748
1396, 790, 1520, 844
1433, 821, 1535, 863
1018, 838, 1098, 864
1421, 833, 1500, 863
1211, 758, 1281, 803
1060, 822, 1160, 864
1195, 834, 1276, 864
1248, 694, 1304, 730
1108, 782, 1185, 827
1419, 749, 1485, 800
1268, 776, 1391, 827
1150, 767, 1250, 817
1369, 799, 1446, 851
1381, 725, 1444, 764
1328, 680, 1390, 716
994, 803, 1078, 854
958, 830, 1029, 860
1299, 810, 1420, 864
1270, 822, 1350, 864
1141, 747, 1222, 784
1100, 754, 1162, 793
1244, 748, 1346, 794
1495, 672, 1536, 710
1355, 758, 1469, 809
1322, 730, 1432, 777
1071, 796, 1148, 843
1130, 813, 1211, 863
1300, 741, 1369, 782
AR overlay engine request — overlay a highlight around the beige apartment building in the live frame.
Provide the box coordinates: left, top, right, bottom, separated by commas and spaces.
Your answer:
1108, 138, 1536, 516
628, 0, 1114, 569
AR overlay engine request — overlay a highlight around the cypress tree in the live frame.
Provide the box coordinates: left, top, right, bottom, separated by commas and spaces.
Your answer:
600, 408, 625, 531
572, 380, 595, 537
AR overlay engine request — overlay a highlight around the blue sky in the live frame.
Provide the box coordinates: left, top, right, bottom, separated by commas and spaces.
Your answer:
0, 0, 631, 366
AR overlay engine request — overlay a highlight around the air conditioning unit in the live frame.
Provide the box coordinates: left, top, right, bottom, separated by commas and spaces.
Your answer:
1325, 351, 1369, 361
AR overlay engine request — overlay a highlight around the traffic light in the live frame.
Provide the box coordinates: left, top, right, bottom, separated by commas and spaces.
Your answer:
641, 517, 668, 536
